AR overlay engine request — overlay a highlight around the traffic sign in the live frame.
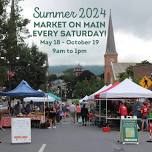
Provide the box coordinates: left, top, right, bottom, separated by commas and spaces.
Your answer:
139, 76, 152, 89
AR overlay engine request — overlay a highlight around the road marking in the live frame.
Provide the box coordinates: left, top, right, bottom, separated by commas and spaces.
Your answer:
38, 144, 46, 152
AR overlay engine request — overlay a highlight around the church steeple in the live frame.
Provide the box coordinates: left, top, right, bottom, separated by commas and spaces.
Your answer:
104, 10, 118, 84
106, 10, 116, 53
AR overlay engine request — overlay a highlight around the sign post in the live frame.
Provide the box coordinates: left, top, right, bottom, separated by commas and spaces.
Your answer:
120, 116, 139, 144
11, 118, 31, 144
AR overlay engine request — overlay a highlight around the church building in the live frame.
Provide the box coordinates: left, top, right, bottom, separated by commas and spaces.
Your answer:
104, 11, 136, 84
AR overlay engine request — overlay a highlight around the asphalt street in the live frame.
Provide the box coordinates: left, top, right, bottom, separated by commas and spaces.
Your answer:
0, 119, 152, 152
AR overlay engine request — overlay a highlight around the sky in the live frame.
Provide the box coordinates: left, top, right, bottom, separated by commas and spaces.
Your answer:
19, 0, 152, 66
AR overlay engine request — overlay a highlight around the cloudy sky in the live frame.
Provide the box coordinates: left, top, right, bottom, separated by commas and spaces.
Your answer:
20, 0, 152, 66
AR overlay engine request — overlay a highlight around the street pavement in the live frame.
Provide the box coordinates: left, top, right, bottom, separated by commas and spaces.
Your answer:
0, 119, 152, 152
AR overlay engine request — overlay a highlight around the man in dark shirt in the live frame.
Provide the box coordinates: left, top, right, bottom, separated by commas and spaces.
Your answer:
132, 100, 142, 118
81, 104, 88, 126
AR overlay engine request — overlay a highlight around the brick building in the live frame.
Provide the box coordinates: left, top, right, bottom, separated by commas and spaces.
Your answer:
104, 11, 118, 84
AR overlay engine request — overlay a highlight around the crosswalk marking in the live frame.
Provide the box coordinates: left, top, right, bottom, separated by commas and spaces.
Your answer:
38, 144, 46, 152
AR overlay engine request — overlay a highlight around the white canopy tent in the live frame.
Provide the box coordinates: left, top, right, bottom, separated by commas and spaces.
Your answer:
23, 94, 55, 123
99, 79, 152, 123
88, 85, 112, 100
101, 79, 152, 98
23, 96, 55, 102
79, 95, 89, 103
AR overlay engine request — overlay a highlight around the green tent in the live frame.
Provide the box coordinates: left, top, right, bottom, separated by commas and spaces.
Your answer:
47, 92, 61, 101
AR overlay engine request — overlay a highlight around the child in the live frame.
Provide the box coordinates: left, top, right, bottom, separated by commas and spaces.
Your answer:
88, 111, 94, 125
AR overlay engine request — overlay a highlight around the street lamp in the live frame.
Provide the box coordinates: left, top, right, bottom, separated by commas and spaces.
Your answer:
0, 56, 5, 60
16, 56, 20, 60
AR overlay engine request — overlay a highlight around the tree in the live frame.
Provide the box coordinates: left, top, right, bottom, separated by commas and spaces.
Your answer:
77, 70, 96, 81
3, 0, 30, 66
118, 60, 152, 82
118, 65, 134, 82
137, 60, 151, 65
48, 74, 57, 82
0, 0, 8, 48
12, 44, 48, 90
0, 0, 9, 87
74, 78, 104, 98
0, 1, 48, 90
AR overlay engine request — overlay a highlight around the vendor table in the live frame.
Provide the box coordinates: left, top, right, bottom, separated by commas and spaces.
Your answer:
17, 115, 45, 128
95, 114, 152, 129
94, 115, 124, 129
95, 114, 152, 120
0, 115, 45, 128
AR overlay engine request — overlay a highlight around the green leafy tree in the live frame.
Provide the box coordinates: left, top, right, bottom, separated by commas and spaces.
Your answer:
118, 66, 134, 82
48, 74, 58, 82
136, 60, 151, 65
3, 0, 30, 64
76, 70, 96, 81
12, 44, 48, 90
0, 0, 9, 87
59, 68, 104, 98
141, 60, 151, 64
118, 61, 151, 82
0, 0, 8, 46
74, 78, 104, 98
0, 1, 48, 90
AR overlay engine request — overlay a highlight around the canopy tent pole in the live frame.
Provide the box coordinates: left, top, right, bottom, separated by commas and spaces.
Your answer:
106, 96, 107, 124
43, 99, 45, 122
44, 95, 49, 120
99, 99, 101, 123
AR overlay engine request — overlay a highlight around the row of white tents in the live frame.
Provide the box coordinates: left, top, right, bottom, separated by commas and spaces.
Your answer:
79, 78, 152, 122
80, 78, 152, 102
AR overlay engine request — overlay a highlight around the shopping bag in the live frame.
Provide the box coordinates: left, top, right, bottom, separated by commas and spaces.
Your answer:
78, 117, 82, 124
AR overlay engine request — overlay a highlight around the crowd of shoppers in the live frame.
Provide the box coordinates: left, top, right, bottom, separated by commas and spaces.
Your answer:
44, 101, 94, 128
118, 99, 152, 131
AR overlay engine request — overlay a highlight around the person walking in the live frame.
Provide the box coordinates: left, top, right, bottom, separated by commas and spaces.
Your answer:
69, 103, 76, 124
48, 105, 56, 129
76, 104, 81, 122
141, 101, 149, 131
55, 102, 61, 123
81, 104, 88, 126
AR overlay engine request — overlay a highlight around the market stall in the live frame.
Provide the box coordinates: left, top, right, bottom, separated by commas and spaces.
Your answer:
0, 80, 45, 97
94, 82, 120, 125
0, 80, 45, 128
95, 78, 152, 125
